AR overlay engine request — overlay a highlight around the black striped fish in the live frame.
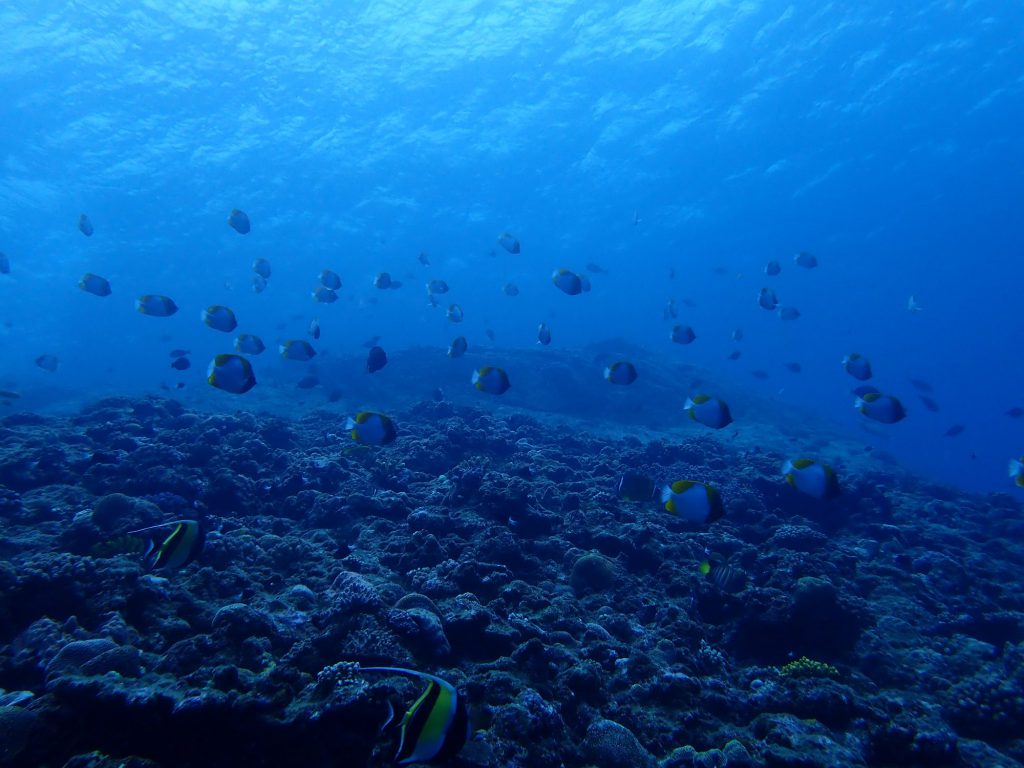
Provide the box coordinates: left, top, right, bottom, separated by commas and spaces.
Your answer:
126, 520, 205, 571
362, 666, 471, 765
699, 558, 746, 593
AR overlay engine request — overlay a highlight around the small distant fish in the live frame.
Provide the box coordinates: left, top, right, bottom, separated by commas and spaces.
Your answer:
784, 362, 802, 373
312, 286, 338, 303
943, 424, 965, 438
907, 295, 923, 313
252, 275, 268, 293
169, 349, 190, 358
617, 471, 654, 502
700, 557, 746, 593
309, 318, 321, 340
727, 350, 742, 361
552, 268, 590, 295
35, 354, 59, 372
855, 393, 907, 424
234, 334, 266, 355
127, 520, 205, 571
764, 260, 781, 276
750, 369, 770, 380
426, 279, 449, 295
448, 336, 468, 358
537, 323, 551, 346
374, 272, 393, 289
136, 295, 179, 317
842, 353, 872, 381
252, 258, 272, 279
227, 209, 250, 235
0, 389, 21, 400
1006, 407, 1024, 419
778, 306, 801, 321
485, 328, 496, 342
585, 263, 608, 274
170, 357, 191, 371
758, 288, 778, 311
202, 305, 238, 333
732, 328, 744, 342
207, 353, 256, 394
782, 458, 840, 500
919, 395, 940, 413
346, 412, 397, 445
1009, 457, 1024, 488
319, 269, 342, 290
418, 252, 431, 266
660, 480, 724, 524
79, 273, 111, 296
503, 283, 519, 297
671, 325, 696, 345
684, 395, 733, 429
432, 387, 445, 402
447, 304, 464, 323
794, 251, 817, 268
909, 378, 932, 393
366, 345, 388, 373
604, 361, 638, 386
472, 366, 510, 395
296, 374, 320, 389
497, 232, 521, 254
280, 340, 317, 361
359, 667, 470, 765
0, 253, 9, 274
632, 210, 641, 225
78, 214, 94, 237
664, 299, 679, 320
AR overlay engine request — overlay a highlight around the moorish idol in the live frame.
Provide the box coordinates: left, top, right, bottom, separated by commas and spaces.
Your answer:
126, 520, 205, 571
361, 666, 471, 765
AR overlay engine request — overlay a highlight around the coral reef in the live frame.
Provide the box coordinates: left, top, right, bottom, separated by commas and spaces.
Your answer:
0, 392, 1021, 766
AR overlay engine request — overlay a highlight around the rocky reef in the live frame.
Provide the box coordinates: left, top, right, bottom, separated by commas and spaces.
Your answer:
0, 389, 1022, 767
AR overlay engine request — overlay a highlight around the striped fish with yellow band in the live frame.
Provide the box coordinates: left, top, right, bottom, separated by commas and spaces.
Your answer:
126, 520, 205, 571
699, 556, 746, 593
361, 667, 471, 766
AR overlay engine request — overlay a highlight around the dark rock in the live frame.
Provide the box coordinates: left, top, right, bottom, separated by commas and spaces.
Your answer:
579, 718, 656, 768
48, 639, 121, 676
211, 603, 281, 647
0, 705, 36, 762
569, 552, 618, 594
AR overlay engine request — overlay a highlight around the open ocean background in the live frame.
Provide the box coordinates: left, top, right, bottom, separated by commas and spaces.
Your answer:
1, 1, 1022, 494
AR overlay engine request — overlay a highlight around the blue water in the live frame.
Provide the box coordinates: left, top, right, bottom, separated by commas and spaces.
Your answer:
1, 2, 1022, 493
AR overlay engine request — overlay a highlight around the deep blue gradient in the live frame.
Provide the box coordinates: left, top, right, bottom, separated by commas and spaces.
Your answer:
1, 1, 1022, 492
